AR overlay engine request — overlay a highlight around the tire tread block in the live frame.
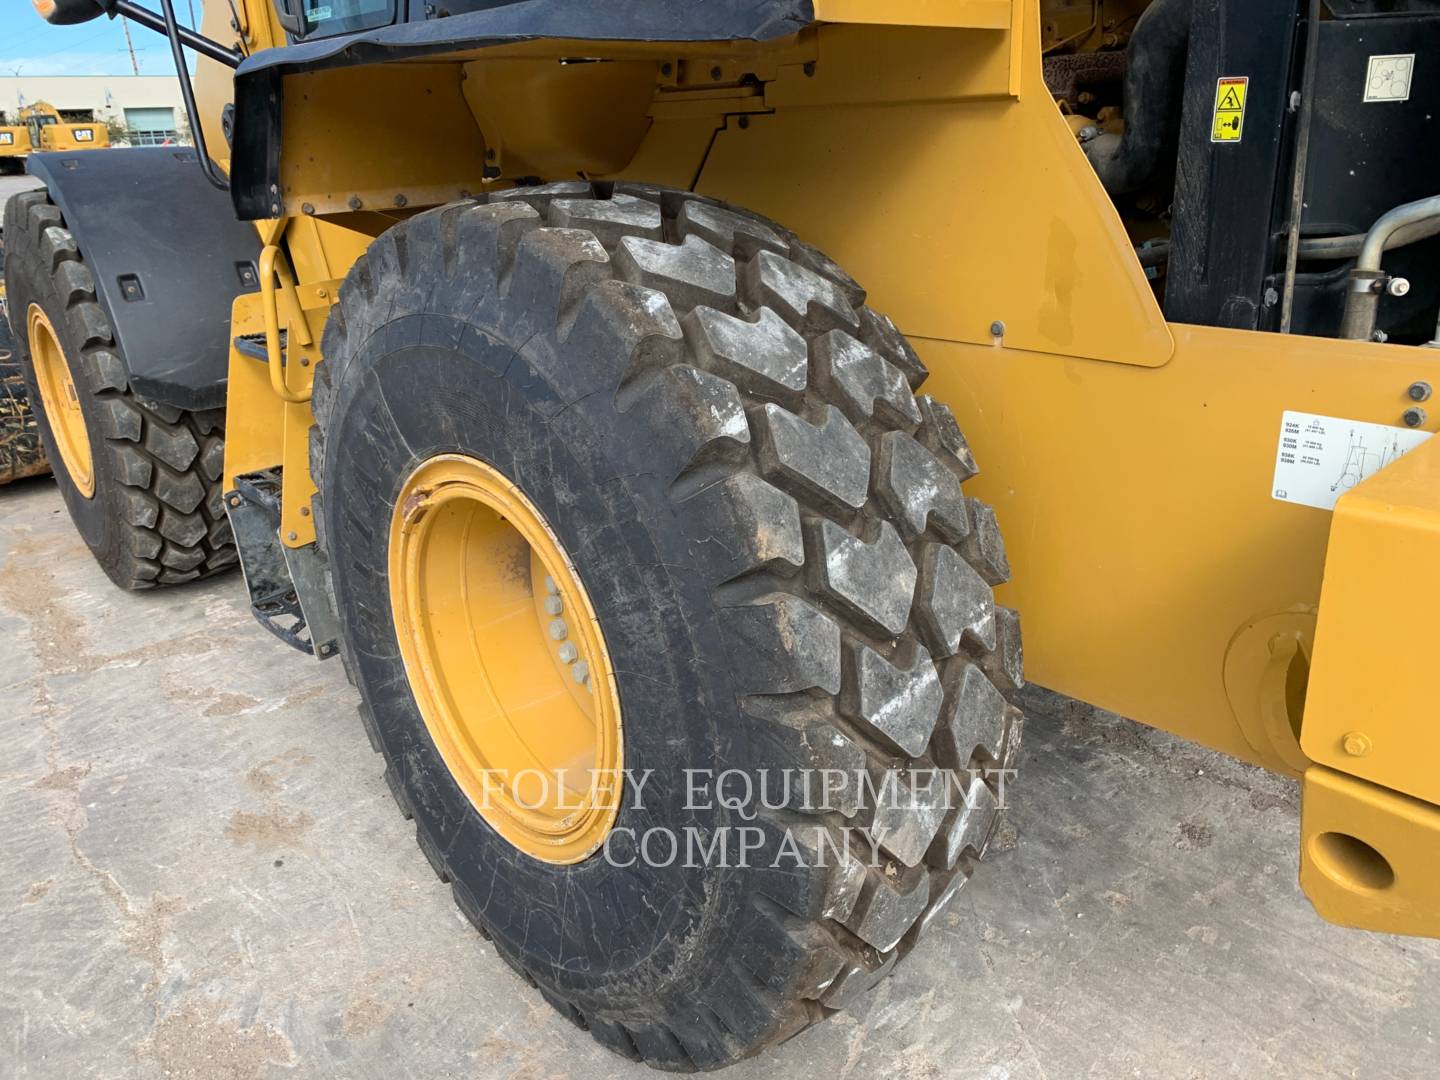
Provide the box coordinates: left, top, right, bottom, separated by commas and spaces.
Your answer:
757, 403, 870, 515
810, 519, 917, 638
875, 430, 970, 543
840, 640, 943, 758
915, 543, 996, 658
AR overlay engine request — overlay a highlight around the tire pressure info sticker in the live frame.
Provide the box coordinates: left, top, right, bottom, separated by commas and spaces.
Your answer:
1364, 54, 1415, 103
1272, 411, 1432, 511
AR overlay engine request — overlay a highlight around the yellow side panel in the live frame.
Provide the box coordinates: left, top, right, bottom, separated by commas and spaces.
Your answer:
1301, 766, 1440, 940
701, 23, 1173, 366
813, 0, 1013, 29
1302, 435, 1440, 806
279, 65, 490, 217
916, 328, 1440, 769
223, 293, 286, 489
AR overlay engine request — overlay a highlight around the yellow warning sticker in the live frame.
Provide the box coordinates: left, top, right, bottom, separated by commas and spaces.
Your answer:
1212, 76, 1248, 142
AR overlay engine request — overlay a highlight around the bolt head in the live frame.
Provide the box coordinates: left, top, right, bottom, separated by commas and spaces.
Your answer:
1342, 732, 1373, 757
1387, 276, 1411, 297
1404, 406, 1427, 428
989, 320, 1005, 338
286, 531, 298, 542
1408, 380, 1432, 402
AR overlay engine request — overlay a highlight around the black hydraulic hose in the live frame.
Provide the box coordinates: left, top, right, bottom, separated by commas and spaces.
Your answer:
1083, 0, 1192, 195
1280, 0, 1322, 333
154, 0, 231, 192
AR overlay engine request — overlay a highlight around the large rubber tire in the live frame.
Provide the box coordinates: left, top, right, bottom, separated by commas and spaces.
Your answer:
2, 226, 50, 484
313, 183, 1024, 1070
2, 190, 236, 588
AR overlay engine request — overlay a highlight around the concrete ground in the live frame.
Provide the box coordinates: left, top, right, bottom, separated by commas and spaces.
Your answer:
2, 171, 1438, 1078
3, 480, 1439, 1080
0, 174, 42, 210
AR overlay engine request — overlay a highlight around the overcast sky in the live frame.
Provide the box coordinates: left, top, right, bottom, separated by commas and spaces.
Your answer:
0, 7, 201, 78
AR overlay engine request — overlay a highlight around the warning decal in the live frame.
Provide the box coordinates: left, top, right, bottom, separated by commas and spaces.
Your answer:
1271, 410, 1432, 512
1211, 76, 1248, 142
1364, 54, 1414, 103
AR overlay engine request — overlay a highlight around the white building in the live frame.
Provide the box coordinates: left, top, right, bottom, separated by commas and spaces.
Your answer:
0, 76, 186, 146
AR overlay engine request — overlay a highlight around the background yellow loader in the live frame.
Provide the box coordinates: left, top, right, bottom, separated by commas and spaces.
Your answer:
5, 0, 1439, 1069
18, 100, 110, 153
0, 113, 31, 173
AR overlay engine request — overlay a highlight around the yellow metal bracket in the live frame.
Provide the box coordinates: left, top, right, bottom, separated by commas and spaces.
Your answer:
226, 254, 339, 550
1301, 765, 1440, 939
1302, 432, 1440, 805
1297, 431, 1440, 938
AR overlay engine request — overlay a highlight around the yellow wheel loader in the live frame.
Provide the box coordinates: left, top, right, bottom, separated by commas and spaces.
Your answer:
7, 0, 1440, 1068
0, 112, 32, 175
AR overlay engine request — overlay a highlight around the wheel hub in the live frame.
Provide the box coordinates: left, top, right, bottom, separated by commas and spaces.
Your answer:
26, 303, 93, 498
388, 453, 623, 864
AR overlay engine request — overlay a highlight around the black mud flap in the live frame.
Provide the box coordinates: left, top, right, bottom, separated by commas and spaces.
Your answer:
26, 148, 261, 411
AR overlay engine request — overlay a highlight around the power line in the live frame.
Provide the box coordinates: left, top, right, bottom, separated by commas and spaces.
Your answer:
0, 28, 118, 66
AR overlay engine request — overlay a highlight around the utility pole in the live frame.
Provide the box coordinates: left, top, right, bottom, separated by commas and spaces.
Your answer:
120, 16, 140, 76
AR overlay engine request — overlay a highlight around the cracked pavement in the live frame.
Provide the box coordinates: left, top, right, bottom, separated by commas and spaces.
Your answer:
3, 474, 1437, 1078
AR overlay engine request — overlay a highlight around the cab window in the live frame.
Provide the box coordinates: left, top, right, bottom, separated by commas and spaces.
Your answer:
295, 0, 397, 38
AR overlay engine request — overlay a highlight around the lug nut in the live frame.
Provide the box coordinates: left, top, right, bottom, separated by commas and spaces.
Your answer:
544, 595, 563, 616
558, 643, 578, 664
548, 619, 568, 641
544, 575, 558, 596
572, 660, 590, 685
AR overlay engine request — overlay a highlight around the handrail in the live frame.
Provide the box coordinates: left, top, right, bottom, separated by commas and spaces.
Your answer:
259, 245, 314, 405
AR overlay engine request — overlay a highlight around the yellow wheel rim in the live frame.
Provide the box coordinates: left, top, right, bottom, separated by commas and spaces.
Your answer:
388, 453, 624, 864
27, 303, 94, 498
